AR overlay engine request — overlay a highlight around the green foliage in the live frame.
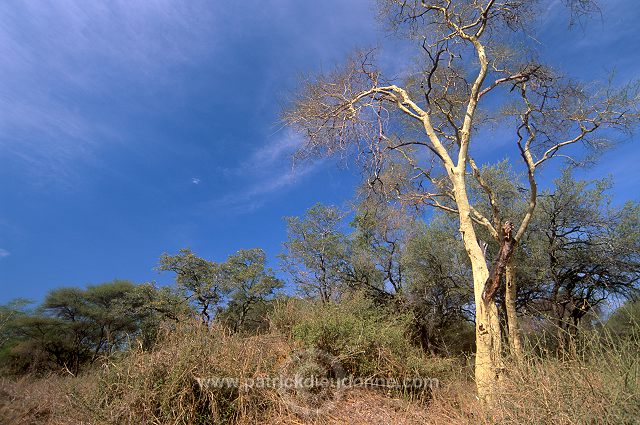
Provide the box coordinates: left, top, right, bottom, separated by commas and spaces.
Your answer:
115, 282, 192, 348
280, 203, 351, 302
403, 216, 475, 354
159, 247, 284, 330
518, 169, 640, 346
350, 192, 415, 298
158, 248, 225, 322
217, 248, 283, 333
606, 299, 640, 339
1, 281, 186, 375
467, 159, 525, 229
271, 293, 432, 379
0, 299, 32, 347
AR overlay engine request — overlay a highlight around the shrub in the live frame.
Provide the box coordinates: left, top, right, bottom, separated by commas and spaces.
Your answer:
270, 293, 457, 386
79, 321, 293, 424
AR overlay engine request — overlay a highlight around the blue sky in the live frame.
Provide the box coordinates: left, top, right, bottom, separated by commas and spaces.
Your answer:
1, 0, 639, 304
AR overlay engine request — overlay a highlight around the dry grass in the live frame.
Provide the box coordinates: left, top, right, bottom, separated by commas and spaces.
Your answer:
0, 373, 94, 424
424, 327, 640, 425
0, 375, 429, 425
1, 319, 638, 424
78, 318, 444, 424
80, 321, 293, 424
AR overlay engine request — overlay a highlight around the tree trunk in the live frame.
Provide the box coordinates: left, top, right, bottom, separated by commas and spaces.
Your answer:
482, 222, 515, 303
504, 259, 523, 360
452, 171, 502, 403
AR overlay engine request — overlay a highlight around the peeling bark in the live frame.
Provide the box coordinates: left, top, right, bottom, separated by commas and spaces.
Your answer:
482, 221, 516, 303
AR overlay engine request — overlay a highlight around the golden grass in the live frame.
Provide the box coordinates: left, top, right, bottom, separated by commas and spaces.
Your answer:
1, 319, 638, 424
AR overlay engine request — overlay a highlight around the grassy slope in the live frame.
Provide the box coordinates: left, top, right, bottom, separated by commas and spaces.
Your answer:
1, 302, 639, 424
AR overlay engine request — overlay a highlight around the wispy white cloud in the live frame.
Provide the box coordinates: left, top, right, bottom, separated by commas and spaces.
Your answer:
0, 248, 10, 259
0, 0, 219, 184
212, 163, 321, 215
211, 130, 320, 214
0, 0, 379, 189
237, 131, 302, 173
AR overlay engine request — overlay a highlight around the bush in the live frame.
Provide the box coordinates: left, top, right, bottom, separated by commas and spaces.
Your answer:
79, 321, 293, 424
270, 293, 457, 385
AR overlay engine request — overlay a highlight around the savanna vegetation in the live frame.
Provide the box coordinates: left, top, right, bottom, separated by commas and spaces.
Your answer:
1, 169, 639, 424
2, 0, 640, 424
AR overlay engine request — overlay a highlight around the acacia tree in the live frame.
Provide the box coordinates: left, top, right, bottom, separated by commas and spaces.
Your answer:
280, 204, 351, 303
3, 281, 179, 374
0, 299, 31, 349
351, 189, 415, 297
284, 0, 639, 400
158, 249, 225, 323
523, 171, 640, 347
403, 215, 475, 354
220, 248, 283, 332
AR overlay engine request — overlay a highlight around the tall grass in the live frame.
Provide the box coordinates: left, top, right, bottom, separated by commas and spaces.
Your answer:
78, 321, 293, 424
426, 321, 640, 424
1, 306, 638, 424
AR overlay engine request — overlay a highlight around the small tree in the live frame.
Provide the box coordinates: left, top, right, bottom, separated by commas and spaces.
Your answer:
220, 248, 283, 332
606, 299, 640, 339
117, 282, 191, 348
350, 189, 415, 297
0, 299, 31, 348
158, 248, 225, 322
522, 170, 640, 347
403, 215, 475, 354
4, 280, 168, 374
280, 204, 351, 303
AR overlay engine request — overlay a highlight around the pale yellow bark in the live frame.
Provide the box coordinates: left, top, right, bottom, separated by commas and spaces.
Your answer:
451, 170, 502, 402
365, 22, 505, 403
454, 38, 505, 402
